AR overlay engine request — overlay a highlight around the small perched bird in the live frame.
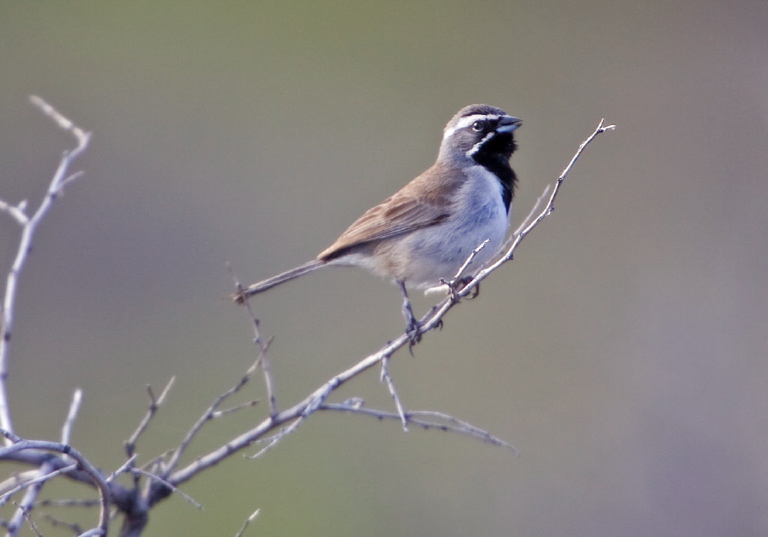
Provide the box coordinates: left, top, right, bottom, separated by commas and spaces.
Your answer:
235, 104, 521, 337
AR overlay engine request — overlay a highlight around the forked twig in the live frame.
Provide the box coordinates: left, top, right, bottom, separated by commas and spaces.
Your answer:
125, 377, 176, 457
320, 403, 518, 453
129, 468, 202, 510
228, 263, 277, 417
0, 96, 92, 441
380, 357, 408, 431
0, 463, 77, 508
0, 430, 110, 536
161, 357, 262, 479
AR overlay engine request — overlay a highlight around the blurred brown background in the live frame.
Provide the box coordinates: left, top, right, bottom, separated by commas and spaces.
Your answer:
1, 1, 767, 536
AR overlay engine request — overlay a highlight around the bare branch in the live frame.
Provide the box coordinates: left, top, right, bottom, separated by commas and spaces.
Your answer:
511, 184, 551, 239
42, 514, 83, 536
0, 96, 92, 440
18, 502, 44, 537
28, 96, 89, 146
0, 106, 611, 535
211, 400, 259, 419
4, 461, 58, 537
129, 468, 202, 510
453, 238, 489, 282
0, 462, 77, 508
320, 403, 519, 453
35, 498, 102, 508
229, 263, 277, 417
61, 388, 83, 446
246, 415, 306, 460
77, 528, 107, 537
164, 120, 612, 493
0, 430, 110, 536
107, 453, 139, 483
124, 377, 176, 458
0, 199, 29, 226
55, 170, 86, 195
161, 357, 261, 479
379, 357, 408, 431
234, 508, 260, 537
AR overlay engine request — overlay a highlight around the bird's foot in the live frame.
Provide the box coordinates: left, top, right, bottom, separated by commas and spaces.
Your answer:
439, 276, 479, 302
406, 317, 423, 355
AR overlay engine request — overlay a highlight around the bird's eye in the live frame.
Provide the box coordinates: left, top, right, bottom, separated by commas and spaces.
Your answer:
471, 120, 484, 132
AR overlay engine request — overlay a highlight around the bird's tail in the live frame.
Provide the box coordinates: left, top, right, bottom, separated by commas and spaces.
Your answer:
233, 259, 325, 304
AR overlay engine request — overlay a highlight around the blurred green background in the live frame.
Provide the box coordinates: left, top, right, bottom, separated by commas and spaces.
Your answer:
1, 1, 767, 535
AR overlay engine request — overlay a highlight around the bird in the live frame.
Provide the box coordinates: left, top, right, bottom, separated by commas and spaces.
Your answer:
234, 104, 521, 339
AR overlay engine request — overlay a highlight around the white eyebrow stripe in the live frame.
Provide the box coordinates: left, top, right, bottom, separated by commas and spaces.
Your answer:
443, 114, 501, 139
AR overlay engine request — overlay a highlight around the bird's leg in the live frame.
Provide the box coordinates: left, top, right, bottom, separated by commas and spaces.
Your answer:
398, 281, 422, 348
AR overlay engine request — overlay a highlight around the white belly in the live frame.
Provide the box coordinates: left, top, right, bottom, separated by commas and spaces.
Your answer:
388, 165, 510, 288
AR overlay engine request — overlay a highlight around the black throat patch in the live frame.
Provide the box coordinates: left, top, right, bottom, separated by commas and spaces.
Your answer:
471, 133, 517, 212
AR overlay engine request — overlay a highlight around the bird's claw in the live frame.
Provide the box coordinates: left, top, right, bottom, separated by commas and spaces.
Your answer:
406, 319, 422, 355
465, 280, 480, 299
440, 276, 479, 302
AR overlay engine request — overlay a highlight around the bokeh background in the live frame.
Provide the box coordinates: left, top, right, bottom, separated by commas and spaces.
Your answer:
1, 1, 767, 536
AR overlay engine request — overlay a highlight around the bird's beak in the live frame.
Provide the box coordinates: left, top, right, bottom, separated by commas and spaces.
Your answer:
496, 116, 522, 133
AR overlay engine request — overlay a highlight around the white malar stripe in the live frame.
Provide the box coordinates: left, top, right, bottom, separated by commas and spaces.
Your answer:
466, 130, 497, 157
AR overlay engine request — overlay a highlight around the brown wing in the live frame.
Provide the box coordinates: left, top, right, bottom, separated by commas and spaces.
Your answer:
318, 169, 453, 261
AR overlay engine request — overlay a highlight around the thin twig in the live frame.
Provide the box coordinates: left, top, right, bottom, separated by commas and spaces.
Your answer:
453, 238, 489, 281
229, 263, 277, 417
0, 199, 29, 226
0, 430, 110, 536
124, 377, 176, 458
380, 357, 408, 431
254, 331, 276, 418
35, 498, 102, 508
320, 404, 519, 454
138, 449, 173, 475
0, 470, 38, 497
55, 170, 85, 195
129, 468, 202, 510
0, 96, 91, 441
428, 238, 492, 297
28, 96, 89, 145
211, 400, 259, 419
77, 528, 107, 537
161, 357, 261, 479
0, 463, 77, 507
5, 461, 57, 537
512, 184, 551, 240
61, 388, 83, 446
107, 453, 139, 483
18, 502, 44, 537
167, 335, 419, 488
246, 415, 306, 460
234, 508, 260, 537
41, 514, 83, 536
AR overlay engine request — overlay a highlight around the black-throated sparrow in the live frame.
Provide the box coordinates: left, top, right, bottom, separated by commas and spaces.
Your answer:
235, 104, 522, 336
